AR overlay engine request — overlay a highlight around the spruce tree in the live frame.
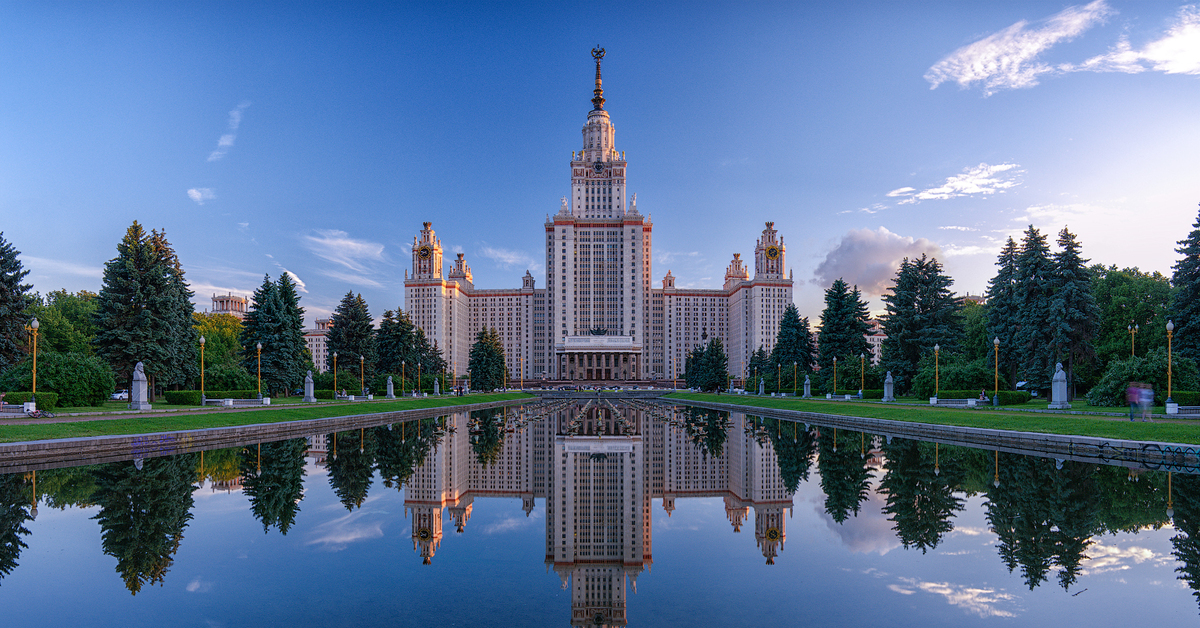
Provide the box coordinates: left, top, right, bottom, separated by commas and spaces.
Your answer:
769, 304, 816, 375
94, 222, 177, 392
986, 237, 1020, 386
1050, 227, 1099, 398
1013, 226, 1056, 390
240, 275, 283, 394
746, 345, 770, 388
1173, 205, 1200, 362
700, 337, 728, 392
468, 327, 505, 390
325, 292, 376, 385
275, 273, 309, 391
881, 254, 962, 391
0, 232, 33, 374
148, 229, 198, 390
817, 279, 870, 390
376, 309, 417, 374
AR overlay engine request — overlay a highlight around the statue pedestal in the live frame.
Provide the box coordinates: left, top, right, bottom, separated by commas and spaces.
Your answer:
1048, 362, 1072, 410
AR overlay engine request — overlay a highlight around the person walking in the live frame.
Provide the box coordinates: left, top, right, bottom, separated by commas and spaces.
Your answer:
1127, 383, 1139, 421
1140, 383, 1154, 422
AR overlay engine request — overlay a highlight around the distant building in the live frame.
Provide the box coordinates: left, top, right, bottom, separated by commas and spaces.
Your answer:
960, 292, 987, 306
211, 293, 248, 320
303, 318, 332, 373
866, 318, 885, 366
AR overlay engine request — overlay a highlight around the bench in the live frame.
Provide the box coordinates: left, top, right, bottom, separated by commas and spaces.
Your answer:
204, 397, 270, 407
1176, 405, 1200, 416
930, 398, 978, 408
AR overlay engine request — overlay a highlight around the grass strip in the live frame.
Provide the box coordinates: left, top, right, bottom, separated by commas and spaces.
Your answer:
666, 392, 1200, 445
0, 393, 531, 443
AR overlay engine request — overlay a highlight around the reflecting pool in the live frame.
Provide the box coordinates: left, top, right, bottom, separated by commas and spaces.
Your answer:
1, 400, 1198, 626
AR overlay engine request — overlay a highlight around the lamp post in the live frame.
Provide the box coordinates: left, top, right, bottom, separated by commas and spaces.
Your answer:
777, 362, 781, 395
793, 361, 798, 396
859, 353, 864, 396
256, 342, 262, 398
333, 351, 338, 394
401, 360, 406, 397
934, 344, 940, 398
1168, 320, 1175, 404
993, 337, 1000, 407
519, 356, 524, 391
833, 357, 837, 395
1128, 323, 1139, 357
199, 336, 206, 398
360, 355, 365, 396
28, 318, 39, 400
418, 362, 422, 394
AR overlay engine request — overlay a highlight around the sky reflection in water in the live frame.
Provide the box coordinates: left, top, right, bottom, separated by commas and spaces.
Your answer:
0, 401, 1196, 626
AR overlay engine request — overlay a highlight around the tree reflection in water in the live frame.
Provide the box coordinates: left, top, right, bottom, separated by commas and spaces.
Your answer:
879, 438, 965, 554
682, 407, 730, 459
470, 408, 506, 467
763, 418, 816, 493
326, 429, 376, 511
374, 419, 440, 491
817, 428, 873, 523
90, 453, 198, 594
0, 473, 34, 585
239, 438, 307, 534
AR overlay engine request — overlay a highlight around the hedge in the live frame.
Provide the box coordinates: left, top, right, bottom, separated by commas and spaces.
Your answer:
995, 390, 1033, 406
1170, 391, 1200, 405
314, 389, 335, 400
163, 390, 203, 405
2, 391, 60, 409
205, 390, 260, 399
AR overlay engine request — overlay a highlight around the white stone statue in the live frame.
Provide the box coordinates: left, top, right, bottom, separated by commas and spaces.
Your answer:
129, 361, 152, 410
1049, 362, 1071, 409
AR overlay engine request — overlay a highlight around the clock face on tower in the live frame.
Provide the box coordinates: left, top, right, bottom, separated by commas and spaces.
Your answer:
417, 245, 432, 260
765, 245, 780, 260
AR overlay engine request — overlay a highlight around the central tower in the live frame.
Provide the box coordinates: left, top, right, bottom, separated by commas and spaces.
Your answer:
547, 48, 653, 380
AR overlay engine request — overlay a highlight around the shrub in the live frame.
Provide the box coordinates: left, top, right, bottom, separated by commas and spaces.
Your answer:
202, 363, 256, 391
314, 389, 335, 400
163, 390, 203, 405
1, 391, 60, 409
0, 351, 115, 407
996, 391, 1032, 405
911, 357, 1008, 399
1086, 348, 1199, 407
313, 370, 361, 395
205, 390, 260, 399
1171, 391, 1200, 405
830, 389, 884, 399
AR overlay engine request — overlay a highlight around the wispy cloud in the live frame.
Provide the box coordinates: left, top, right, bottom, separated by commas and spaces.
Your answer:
656, 250, 701, 265
889, 578, 1019, 618
886, 187, 916, 198
302, 229, 385, 273
1077, 541, 1168, 576
1069, 6, 1200, 75
813, 227, 943, 297
939, 225, 977, 232
305, 509, 385, 551
317, 268, 385, 289
24, 256, 103, 278
897, 163, 1022, 205
481, 513, 541, 535
188, 188, 216, 205
279, 268, 309, 293
185, 577, 213, 593
925, 0, 1113, 95
207, 101, 251, 161
479, 245, 542, 272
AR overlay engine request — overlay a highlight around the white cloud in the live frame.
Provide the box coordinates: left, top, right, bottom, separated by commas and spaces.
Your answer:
939, 225, 977, 232
1078, 541, 1168, 576
925, 0, 1113, 95
890, 578, 1019, 618
813, 227, 944, 297
23, 256, 102, 279
305, 509, 385, 551
1071, 6, 1200, 75
656, 250, 700, 265
481, 512, 541, 535
185, 576, 213, 593
302, 229, 386, 273
479, 245, 543, 272
898, 163, 1022, 204
280, 269, 309, 293
942, 244, 992, 257
317, 268, 385, 289
188, 188, 216, 205
886, 187, 915, 198
207, 102, 251, 161
237, 222, 249, 230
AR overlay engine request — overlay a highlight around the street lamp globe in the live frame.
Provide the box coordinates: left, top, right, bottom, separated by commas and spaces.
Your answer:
30, 318, 39, 330
1168, 320, 1175, 332
199, 336, 205, 346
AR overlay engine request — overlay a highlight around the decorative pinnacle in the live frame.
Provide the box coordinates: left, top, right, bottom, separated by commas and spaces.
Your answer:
591, 46, 606, 110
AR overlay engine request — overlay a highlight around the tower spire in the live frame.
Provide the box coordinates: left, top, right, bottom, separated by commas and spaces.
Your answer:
591, 46, 606, 110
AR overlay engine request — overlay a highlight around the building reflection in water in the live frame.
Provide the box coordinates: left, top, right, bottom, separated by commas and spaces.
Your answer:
400, 401, 793, 626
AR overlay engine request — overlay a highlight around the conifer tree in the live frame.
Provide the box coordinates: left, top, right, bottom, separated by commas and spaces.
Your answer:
0, 232, 34, 373
1013, 226, 1056, 390
325, 292, 376, 384
700, 337, 728, 392
769, 304, 816, 375
1173, 205, 1200, 362
817, 279, 870, 389
468, 327, 506, 390
1050, 227, 1099, 398
376, 309, 417, 375
148, 229, 198, 390
880, 254, 962, 391
986, 237, 1020, 385
274, 273, 309, 390
94, 222, 182, 393
746, 345, 770, 388
240, 275, 283, 393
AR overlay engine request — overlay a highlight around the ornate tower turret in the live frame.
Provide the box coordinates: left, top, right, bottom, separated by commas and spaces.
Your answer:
754, 222, 785, 278
412, 222, 443, 279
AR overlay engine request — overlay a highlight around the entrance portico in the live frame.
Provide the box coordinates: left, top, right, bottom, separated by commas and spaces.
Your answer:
556, 335, 641, 381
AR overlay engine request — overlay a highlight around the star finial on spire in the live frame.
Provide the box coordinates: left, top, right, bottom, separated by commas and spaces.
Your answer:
591, 46, 606, 110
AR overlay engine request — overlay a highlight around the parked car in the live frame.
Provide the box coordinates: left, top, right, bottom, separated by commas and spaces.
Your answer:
111, 389, 129, 400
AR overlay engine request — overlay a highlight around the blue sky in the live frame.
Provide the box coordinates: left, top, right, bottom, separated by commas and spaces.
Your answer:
2, 1, 1198, 324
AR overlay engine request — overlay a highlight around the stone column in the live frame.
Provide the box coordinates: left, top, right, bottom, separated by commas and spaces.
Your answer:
303, 370, 317, 402
129, 361, 152, 410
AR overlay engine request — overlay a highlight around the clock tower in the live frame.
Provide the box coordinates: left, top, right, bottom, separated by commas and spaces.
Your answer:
412, 221, 443, 279
753, 222, 785, 279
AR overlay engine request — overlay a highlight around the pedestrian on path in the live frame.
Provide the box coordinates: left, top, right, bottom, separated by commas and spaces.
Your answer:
1140, 383, 1154, 422
1127, 383, 1139, 421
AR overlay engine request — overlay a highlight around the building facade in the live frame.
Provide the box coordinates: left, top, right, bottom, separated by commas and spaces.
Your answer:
404, 50, 794, 382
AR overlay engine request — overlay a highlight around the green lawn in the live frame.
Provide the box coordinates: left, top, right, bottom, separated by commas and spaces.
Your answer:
666, 392, 1200, 445
0, 393, 531, 443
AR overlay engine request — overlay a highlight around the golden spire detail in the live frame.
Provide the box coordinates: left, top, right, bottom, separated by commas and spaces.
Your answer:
591, 46, 606, 110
